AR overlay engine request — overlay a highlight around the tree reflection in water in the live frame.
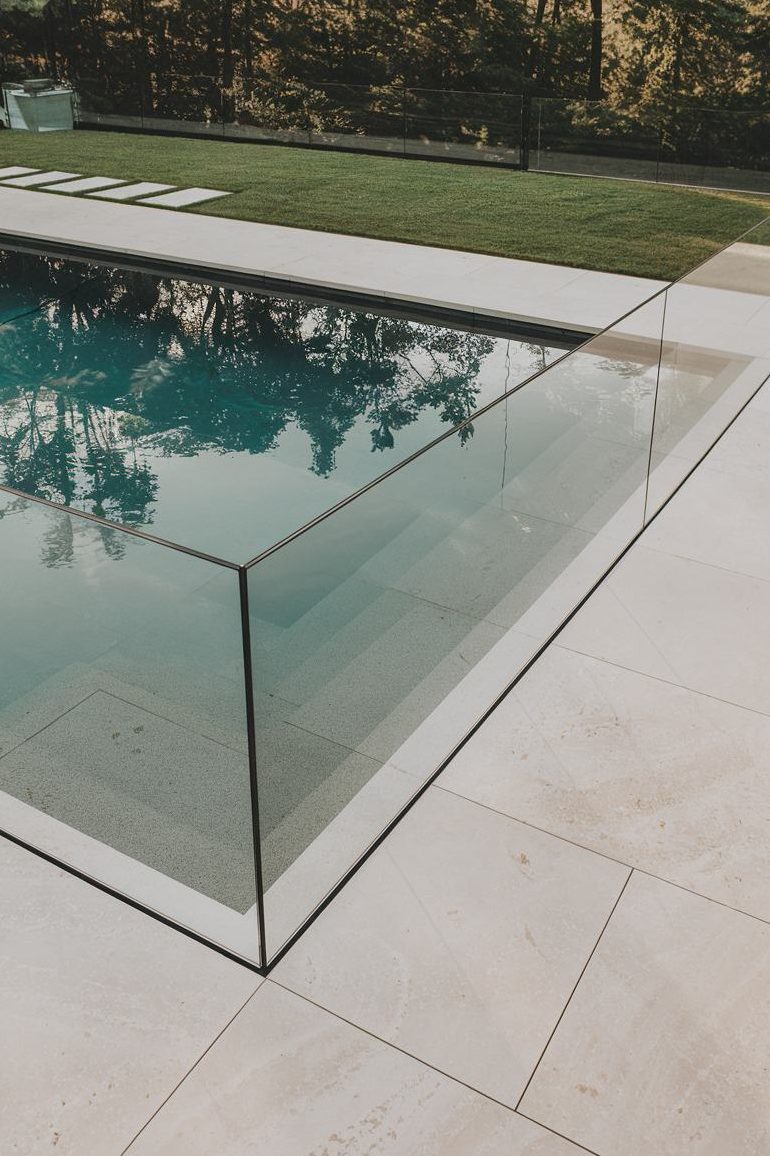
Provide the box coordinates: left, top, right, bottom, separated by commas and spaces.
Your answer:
0, 251, 545, 564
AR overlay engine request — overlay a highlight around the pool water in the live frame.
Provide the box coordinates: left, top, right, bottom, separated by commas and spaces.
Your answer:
0, 248, 568, 562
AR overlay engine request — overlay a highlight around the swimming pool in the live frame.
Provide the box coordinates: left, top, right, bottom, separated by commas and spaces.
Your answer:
2, 222, 766, 969
0, 248, 568, 561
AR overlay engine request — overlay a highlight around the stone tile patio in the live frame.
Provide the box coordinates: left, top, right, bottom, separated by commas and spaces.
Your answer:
4, 371, 768, 1156
1, 204, 769, 1153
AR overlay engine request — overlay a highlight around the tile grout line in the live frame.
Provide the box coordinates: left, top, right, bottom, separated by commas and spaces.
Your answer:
551, 635, 770, 726
634, 532, 770, 590
118, 982, 265, 1155
430, 779, 770, 931
514, 868, 633, 1112
266, 976, 599, 1152
0, 688, 100, 765
515, 1109, 603, 1155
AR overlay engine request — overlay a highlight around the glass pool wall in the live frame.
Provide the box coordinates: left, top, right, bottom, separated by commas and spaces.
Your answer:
0, 216, 768, 969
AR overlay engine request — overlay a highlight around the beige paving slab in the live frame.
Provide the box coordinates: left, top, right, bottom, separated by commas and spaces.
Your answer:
44, 175, 127, 194
275, 786, 629, 1107
439, 644, 770, 921
520, 872, 770, 1156
89, 180, 175, 201
125, 981, 582, 1155
643, 459, 770, 582
0, 186, 665, 333
0, 165, 40, 179
0, 837, 260, 1156
0, 169, 80, 187
696, 401, 770, 482
138, 186, 232, 207
556, 543, 770, 715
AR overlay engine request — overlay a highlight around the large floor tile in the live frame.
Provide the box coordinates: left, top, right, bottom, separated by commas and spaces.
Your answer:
698, 403, 770, 482
557, 544, 770, 714
125, 981, 581, 1155
0, 838, 259, 1156
275, 787, 628, 1107
439, 645, 770, 921
520, 872, 770, 1156
643, 460, 770, 582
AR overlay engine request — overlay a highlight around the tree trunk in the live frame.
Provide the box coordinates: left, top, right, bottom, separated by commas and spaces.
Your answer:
588, 0, 602, 99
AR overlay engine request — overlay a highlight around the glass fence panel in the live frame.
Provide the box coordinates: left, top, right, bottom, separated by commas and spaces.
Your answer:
0, 495, 260, 964
405, 89, 520, 163
657, 108, 770, 194
224, 79, 311, 144
309, 83, 404, 153
248, 293, 666, 959
529, 97, 661, 181
646, 219, 770, 518
141, 73, 223, 137
72, 74, 143, 131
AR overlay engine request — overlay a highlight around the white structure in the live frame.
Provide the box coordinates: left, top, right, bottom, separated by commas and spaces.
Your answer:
1, 81, 74, 132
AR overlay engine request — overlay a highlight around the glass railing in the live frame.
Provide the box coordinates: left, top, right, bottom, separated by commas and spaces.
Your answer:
0, 218, 768, 968
527, 97, 770, 193
63, 73, 770, 193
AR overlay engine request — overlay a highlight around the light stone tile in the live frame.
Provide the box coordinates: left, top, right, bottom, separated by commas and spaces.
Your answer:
698, 403, 770, 482
643, 461, 770, 581
520, 872, 770, 1156
275, 787, 629, 1107
0, 165, 40, 179
0, 837, 259, 1156
43, 175, 127, 193
89, 181, 175, 200
439, 645, 770, 921
0, 170, 80, 186
556, 544, 770, 715
138, 187, 231, 207
125, 980, 581, 1156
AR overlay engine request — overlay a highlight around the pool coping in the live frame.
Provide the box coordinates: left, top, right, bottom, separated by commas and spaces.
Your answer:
0, 185, 666, 337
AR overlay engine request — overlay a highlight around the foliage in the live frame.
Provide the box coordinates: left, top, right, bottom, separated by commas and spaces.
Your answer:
1, 0, 767, 113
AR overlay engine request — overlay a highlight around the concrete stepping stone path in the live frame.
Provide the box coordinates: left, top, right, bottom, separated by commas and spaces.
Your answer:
0, 163, 230, 206
43, 175, 128, 194
1, 170, 80, 186
0, 166, 40, 179
138, 186, 231, 207
89, 181, 175, 201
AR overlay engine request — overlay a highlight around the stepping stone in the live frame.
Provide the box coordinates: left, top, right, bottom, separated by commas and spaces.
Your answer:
0, 170, 81, 187
137, 187, 231, 207
0, 166, 40, 180
43, 175, 128, 194
88, 181, 176, 201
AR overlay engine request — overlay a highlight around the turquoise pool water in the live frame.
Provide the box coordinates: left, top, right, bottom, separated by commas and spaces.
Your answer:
0, 248, 566, 561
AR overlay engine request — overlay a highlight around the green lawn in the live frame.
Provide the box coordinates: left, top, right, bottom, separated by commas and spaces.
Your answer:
1, 129, 769, 280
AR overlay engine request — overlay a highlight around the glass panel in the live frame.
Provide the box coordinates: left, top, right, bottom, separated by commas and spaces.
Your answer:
405, 89, 520, 164
646, 218, 770, 518
72, 74, 143, 131
0, 246, 566, 561
0, 493, 259, 963
248, 294, 666, 959
309, 83, 404, 154
657, 107, 770, 194
530, 97, 661, 182
141, 73, 223, 137
224, 79, 310, 145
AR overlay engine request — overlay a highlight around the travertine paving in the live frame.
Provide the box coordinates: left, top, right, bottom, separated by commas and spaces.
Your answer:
1, 211, 769, 1152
